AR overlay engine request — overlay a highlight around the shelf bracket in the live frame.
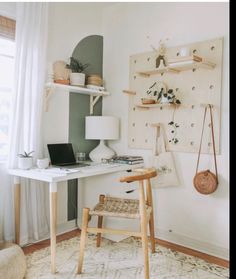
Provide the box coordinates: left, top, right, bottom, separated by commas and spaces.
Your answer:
44, 85, 55, 112
90, 95, 101, 115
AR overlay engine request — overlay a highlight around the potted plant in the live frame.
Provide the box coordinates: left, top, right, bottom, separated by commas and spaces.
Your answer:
142, 81, 166, 104
66, 57, 89, 86
158, 89, 181, 104
18, 151, 34, 170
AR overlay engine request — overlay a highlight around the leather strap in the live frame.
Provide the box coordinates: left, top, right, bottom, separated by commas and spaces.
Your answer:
153, 124, 166, 156
209, 105, 218, 183
195, 104, 218, 183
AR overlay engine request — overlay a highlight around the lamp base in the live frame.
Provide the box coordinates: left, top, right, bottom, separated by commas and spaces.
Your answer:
89, 140, 116, 163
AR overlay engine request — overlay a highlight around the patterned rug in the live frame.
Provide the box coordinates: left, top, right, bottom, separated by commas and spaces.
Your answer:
26, 235, 229, 279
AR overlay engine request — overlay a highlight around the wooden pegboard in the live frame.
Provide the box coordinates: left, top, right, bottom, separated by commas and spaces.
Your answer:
128, 37, 223, 154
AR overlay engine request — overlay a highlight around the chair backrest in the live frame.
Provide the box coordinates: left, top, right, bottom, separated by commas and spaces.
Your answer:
119, 168, 157, 183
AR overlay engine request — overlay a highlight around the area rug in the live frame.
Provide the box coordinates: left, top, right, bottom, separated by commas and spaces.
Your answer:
25, 234, 229, 279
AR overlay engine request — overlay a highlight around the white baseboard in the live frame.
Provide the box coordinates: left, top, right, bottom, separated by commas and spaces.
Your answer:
155, 227, 229, 260
57, 219, 78, 234
21, 220, 78, 246
20, 220, 229, 261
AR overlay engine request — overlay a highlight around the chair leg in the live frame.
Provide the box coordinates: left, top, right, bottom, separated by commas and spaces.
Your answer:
96, 195, 105, 247
139, 181, 150, 279
146, 179, 156, 253
96, 216, 103, 247
149, 211, 156, 253
77, 208, 90, 274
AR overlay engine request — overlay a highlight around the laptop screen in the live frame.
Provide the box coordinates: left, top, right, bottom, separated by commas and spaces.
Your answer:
47, 143, 76, 166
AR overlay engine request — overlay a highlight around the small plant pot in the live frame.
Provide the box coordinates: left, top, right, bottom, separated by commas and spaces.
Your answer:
160, 96, 171, 104
141, 98, 156, 104
70, 73, 85, 86
18, 157, 33, 170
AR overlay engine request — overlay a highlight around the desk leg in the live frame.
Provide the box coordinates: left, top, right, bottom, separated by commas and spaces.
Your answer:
14, 177, 20, 245
49, 182, 57, 274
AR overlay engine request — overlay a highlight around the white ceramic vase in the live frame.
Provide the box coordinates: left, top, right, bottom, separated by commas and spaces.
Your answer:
89, 140, 116, 163
70, 73, 85, 86
18, 157, 33, 170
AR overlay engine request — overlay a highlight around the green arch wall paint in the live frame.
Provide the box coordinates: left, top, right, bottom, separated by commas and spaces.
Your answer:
68, 35, 103, 221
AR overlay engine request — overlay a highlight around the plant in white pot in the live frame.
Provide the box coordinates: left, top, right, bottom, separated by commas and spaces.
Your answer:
18, 151, 34, 170
66, 57, 89, 86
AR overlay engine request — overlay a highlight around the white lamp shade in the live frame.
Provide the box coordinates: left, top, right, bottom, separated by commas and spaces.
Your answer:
85, 116, 119, 140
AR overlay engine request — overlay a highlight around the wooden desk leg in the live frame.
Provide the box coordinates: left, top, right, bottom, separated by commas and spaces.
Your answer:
14, 177, 20, 245
49, 182, 57, 274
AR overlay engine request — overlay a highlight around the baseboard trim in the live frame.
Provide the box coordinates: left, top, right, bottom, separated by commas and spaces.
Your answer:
21, 220, 78, 246
155, 227, 229, 261
22, 223, 229, 268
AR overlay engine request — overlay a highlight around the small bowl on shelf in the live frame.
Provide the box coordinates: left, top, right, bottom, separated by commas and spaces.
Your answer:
141, 98, 156, 105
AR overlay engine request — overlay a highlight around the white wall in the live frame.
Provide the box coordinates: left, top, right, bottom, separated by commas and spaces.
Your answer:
101, 3, 229, 259
44, 3, 105, 226
45, 2, 229, 259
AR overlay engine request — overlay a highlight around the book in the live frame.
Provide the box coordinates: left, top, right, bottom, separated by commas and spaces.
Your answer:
112, 155, 144, 165
113, 155, 143, 161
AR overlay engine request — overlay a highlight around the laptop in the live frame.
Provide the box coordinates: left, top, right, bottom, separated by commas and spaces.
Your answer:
47, 143, 89, 168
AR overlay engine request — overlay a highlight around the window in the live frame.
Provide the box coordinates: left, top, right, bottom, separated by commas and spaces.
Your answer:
0, 33, 15, 161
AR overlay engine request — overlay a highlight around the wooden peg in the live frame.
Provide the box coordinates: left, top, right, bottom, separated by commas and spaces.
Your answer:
123, 90, 136, 95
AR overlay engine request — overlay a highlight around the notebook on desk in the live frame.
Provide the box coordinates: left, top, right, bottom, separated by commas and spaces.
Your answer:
47, 143, 89, 168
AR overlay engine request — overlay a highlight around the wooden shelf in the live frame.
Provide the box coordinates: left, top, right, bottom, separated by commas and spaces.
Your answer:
45, 82, 110, 96
136, 103, 179, 109
169, 60, 216, 71
44, 82, 110, 114
123, 90, 136, 95
137, 67, 179, 77
136, 103, 212, 110
137, 56, 216, 77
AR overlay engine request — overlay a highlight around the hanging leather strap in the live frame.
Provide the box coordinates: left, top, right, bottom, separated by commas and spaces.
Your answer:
153, 124, 166, 156
195, 104, 218, 183
209, 104, 218, 183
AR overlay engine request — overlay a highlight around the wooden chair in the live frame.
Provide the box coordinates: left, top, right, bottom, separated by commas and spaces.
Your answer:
77, 168, 157, 279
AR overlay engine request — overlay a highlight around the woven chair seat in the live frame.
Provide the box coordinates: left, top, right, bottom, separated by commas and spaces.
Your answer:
89, 196, 152, 219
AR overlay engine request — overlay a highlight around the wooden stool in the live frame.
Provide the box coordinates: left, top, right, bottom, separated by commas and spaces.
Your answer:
77, 168, 157, 279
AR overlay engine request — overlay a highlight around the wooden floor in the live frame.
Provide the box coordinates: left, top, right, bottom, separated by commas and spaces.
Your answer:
22, 228, 229, 268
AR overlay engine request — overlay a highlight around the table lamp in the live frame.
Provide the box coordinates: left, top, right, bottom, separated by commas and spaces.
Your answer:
85, 116, 119, 163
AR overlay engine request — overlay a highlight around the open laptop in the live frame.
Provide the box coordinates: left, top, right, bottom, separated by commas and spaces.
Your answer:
47, 143, 89, 168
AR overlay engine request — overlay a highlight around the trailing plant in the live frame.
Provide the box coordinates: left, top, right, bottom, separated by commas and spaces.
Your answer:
66, 57, 89, 73
161, 89, 181, 104
17, 151, 34, 158
168, 121, 180, 144
146, 83, 181, 104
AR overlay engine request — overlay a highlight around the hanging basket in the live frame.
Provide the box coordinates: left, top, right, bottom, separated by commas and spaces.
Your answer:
193, 170, 218, 195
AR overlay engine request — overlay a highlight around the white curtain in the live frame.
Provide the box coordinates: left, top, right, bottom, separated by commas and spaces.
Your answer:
0, 3, 49, 245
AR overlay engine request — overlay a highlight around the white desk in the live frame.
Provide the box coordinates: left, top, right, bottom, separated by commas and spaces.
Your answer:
8, 163, 143, 273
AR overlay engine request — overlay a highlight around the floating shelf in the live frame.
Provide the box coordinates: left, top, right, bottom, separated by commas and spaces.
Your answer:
169, 60, 216, 71
137, 56, 216, 77
45, 82, 110, 96
123, 90, 136, 95
44, 82, 110, 114
136, 103, 179, 109
136, 103, 212, 110
137, 67, 179, 76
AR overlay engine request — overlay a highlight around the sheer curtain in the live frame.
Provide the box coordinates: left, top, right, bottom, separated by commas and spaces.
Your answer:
0, 3, 49, 244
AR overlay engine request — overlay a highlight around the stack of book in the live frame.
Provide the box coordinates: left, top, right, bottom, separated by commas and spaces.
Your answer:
112, 155, 144, 165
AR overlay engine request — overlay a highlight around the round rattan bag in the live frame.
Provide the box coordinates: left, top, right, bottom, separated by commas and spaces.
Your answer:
193, 170, 218, 195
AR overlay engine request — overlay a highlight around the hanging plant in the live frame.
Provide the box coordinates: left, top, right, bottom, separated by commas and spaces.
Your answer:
161, 89, 181, 104
168, 105, 180, 144
168, 121, 180, 144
